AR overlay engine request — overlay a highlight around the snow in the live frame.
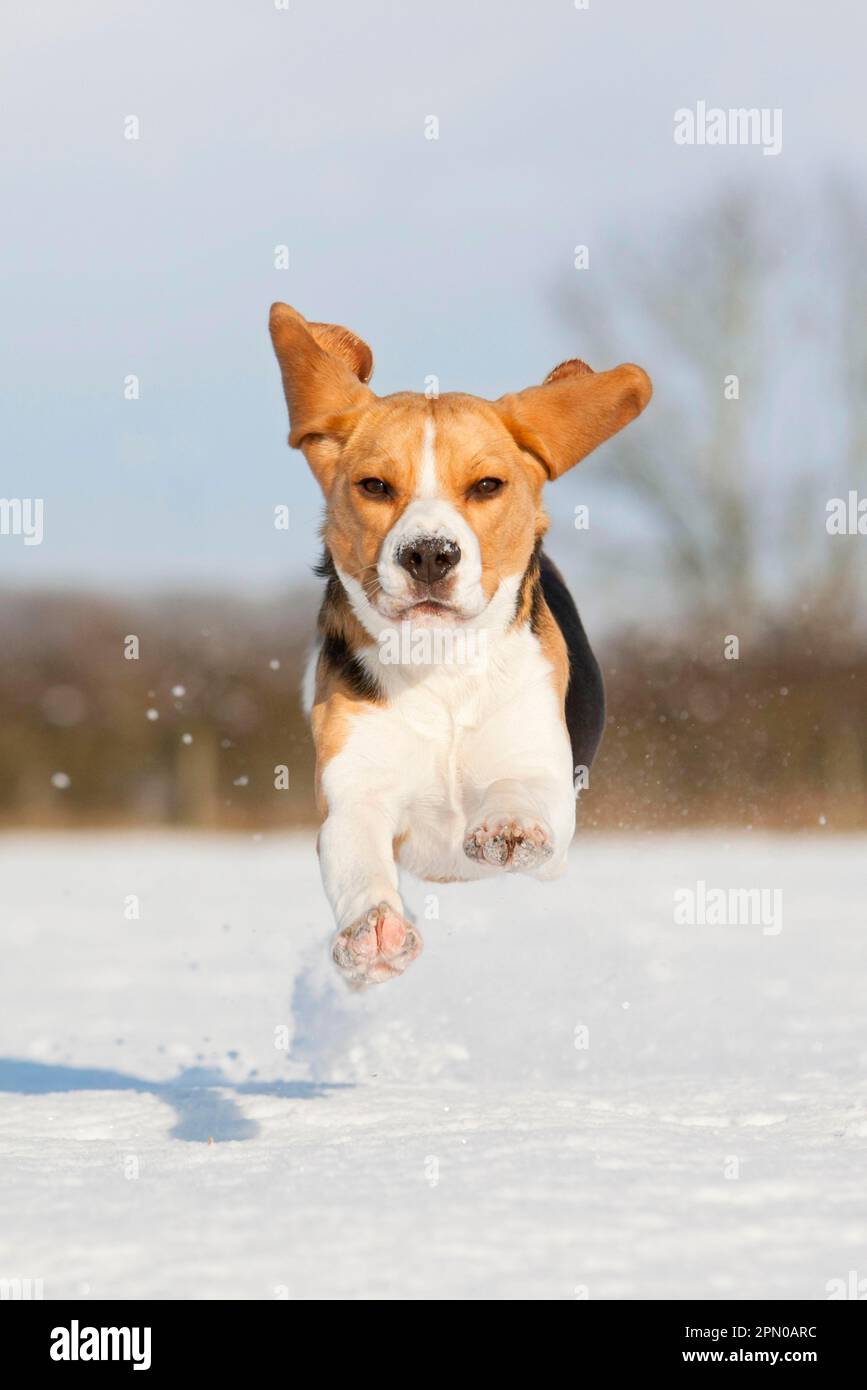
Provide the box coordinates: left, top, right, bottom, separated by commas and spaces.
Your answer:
1, 830, 865, 1300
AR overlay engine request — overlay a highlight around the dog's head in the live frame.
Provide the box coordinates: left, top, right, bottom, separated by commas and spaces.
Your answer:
269, 302, 651, 635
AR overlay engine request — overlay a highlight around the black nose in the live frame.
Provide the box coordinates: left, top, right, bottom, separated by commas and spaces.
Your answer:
397, 536, 461, 585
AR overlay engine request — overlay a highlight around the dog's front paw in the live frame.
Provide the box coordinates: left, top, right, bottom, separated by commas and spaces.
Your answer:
463, 817, 554, 871
331, 903, 423, 987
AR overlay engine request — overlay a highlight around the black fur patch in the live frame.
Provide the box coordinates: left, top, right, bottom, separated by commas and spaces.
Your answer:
312, 549, 336, 581
515, 539, 543, 631
315, 549, 382, 702
537, 548, 606, 771
319, 630, 381, 702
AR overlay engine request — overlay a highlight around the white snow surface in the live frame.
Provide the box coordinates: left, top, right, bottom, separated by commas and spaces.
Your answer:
1, 830, 865, 1301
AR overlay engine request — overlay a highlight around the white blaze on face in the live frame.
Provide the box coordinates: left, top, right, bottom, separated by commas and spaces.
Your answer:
416, 416, 439, 498
373, 415, 485, 618
335, 411, 520, 643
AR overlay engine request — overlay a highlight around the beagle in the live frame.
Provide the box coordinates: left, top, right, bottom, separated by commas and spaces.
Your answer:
269, 303, 651, 985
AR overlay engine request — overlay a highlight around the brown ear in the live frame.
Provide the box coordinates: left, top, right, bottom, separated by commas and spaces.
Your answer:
268, 302, 374, 451
495, 358, 652, 479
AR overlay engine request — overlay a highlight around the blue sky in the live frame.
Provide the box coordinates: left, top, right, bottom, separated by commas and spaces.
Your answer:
2, 0, 864, 606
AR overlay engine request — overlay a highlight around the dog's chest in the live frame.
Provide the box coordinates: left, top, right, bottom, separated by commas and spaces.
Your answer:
362, 662, 492, 807
321, 625, 567, 879
382, 673, 500, 875
392, 671, 487, 809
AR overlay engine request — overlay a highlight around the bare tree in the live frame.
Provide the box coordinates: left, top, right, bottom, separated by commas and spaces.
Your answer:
555, 184, 867, 642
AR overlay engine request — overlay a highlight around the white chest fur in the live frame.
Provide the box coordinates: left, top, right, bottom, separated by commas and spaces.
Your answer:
316, 622, 576, 885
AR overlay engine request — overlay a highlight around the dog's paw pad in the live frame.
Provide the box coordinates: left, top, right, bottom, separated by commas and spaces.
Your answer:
331, 903, 423, 987
512, 830, 554, 870
463, 819, 554, 871
462, 834, 484, 863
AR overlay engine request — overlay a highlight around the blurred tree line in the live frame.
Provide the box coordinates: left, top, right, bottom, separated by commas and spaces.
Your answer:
0, 585, 864, 831
0, 590, 317, 829
2, 185, 865, 832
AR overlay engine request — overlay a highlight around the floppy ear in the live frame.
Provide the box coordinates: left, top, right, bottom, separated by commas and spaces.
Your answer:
269, 303, 374, 484
495, 357, 652, 480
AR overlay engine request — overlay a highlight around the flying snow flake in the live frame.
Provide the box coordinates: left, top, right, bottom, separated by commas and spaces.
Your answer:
233, 776, 249, 787
171, 685, 186, 698
146, 709, 159, 721
50, 772, 71, 790
181, 733, 193, 745
269, 659, 280, 670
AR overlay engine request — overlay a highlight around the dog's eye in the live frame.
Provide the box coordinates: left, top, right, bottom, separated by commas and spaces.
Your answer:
471, 477, 504, 498
358, 477, 391, 498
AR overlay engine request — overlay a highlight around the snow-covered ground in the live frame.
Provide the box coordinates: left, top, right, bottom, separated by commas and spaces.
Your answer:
1, 830, 865, 1300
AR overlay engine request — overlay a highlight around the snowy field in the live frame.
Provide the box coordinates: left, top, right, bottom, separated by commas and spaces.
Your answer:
1, 830, 865, 1301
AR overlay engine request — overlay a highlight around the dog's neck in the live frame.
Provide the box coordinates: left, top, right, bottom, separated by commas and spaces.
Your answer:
316, 547, 543, 701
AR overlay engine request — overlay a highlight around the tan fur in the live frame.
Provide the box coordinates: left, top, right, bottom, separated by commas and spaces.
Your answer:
310, 579, 380, 815
533, 601, 570, 705
496, 362, 652, 480
324, 392, 545, 608
268, 302, 651, 602
310, 690, 370, 818
269, 303, 651, 812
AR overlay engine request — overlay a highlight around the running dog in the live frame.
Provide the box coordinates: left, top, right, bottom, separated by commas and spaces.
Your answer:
269, 303, 651, 985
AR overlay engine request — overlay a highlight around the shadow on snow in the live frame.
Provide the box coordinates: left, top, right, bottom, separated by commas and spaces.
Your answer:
0, 1057, 349, 1144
